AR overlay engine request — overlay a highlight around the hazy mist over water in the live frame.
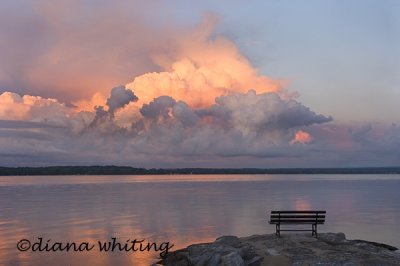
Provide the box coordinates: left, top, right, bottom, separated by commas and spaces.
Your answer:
1, 174, 399, 265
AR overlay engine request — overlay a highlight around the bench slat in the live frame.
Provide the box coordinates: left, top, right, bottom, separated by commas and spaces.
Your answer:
271, 210, 326, 214
270, 215, 325, 219
269, 220, 325, 224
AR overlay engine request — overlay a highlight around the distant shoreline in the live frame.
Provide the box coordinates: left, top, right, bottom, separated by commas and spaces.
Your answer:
1, 166, 400, 176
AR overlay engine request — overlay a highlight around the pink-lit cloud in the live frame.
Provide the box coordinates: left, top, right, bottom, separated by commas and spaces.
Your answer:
0, 5, 399, 167
291, 130, 312, 144
0, 0, 171, 101
126, 16, 283, 108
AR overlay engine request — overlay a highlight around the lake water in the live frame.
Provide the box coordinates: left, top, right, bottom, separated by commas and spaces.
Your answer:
1, 174, 399, 265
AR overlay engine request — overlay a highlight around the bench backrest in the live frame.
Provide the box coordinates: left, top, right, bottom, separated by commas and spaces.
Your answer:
270, 210, 326, 224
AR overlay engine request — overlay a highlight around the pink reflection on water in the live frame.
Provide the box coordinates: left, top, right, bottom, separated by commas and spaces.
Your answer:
294, 198, 311, 210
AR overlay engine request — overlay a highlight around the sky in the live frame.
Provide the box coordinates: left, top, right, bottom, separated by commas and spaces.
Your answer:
0, 0, 399, 167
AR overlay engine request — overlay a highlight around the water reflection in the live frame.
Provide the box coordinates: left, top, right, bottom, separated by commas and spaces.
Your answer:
0, 175, 399, 265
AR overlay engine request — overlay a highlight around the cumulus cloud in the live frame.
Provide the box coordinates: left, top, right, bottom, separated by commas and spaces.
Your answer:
0, 8, 398, 167
197, 90, 331, 136
4, 83, 400, 166
140, 96, 176, 120
90, 86, 138, 127
0, 91, 93, 133
0, 91, 70, 122
104, 90, 331, 159
0, 2, 280, 108
1, 90, 399, 167
126, 16, 282, 108
106, 86, 138, 114
172, 101, 199, 127
2, 84, 399, 168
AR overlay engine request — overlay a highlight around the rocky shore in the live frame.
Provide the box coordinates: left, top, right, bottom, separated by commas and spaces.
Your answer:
155, 232, 400, 265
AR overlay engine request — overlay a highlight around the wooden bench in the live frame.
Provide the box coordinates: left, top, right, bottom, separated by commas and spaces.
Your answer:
269, 210, 326, 237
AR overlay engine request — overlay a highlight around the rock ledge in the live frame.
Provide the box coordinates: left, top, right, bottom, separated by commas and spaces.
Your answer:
155, 232, 400, 265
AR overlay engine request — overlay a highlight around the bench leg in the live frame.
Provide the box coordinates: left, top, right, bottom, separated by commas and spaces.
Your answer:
275, 224, 280, 237
311, 224, 318, 238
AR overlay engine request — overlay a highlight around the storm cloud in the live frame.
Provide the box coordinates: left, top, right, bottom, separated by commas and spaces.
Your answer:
0, 5, 398, 167
0, 88, 399, 167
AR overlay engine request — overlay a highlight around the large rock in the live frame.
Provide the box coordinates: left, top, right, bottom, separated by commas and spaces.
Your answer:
156, 232, 399, 266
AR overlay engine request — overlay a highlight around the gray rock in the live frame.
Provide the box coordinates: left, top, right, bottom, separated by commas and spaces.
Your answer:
187, 243, 208, 256
318, 232, 347, 244
214, 244, 237, 256
157, 232, 400, 265
194, 253, 211, 266
245, 255, 264, 266
207, 253, 221, 266
214, 236, 241, 247
221, 252, 245, 266
265, 248, 280, 256
238, 244, 256, 260
351, 239, 398, 251
282, 246, 315, 261
159, 255, 189, 266
283, 247, 314, 255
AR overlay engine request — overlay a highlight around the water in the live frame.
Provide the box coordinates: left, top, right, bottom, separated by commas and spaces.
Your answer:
0, 174, 399, 265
